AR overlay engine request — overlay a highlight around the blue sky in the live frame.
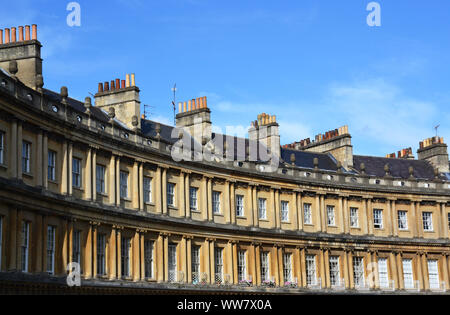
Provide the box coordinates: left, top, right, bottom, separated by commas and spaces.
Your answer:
2, 0, 450, 157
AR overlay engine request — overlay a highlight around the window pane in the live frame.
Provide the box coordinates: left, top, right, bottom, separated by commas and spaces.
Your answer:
427, 260, 440, 290
398, 211, 408, 230
213, 192, 221, 214
96, 165, 105, 194
327, 206, 335, 226
48, 151, 56, 181
281, 201, 289, 222
144, 240, 154, 279
236, 195, 244, 217
304, 204, 312, 225
258, 198, 266, 220
402, 259, 414, 289
350, 208, 359, 228
329, 256, 340, 286
46, 226, 55, 274
72, 158, 81, 188
167, 183, 175, 206
144, 177, 152, 203
120, 172, 128, 198
378, 258, 389, 288
306, 255, 317, 286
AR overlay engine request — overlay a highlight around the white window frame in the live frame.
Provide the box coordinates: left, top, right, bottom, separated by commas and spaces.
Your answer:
97, 234, 106, 276
168, 244, 177, 282
329, 256, 340, 286
422, 212, 433, 232
397, 211, 408, 230
353, 257, 365, 287
22, 141, 31, 173
212, 191, 221, 214
327, 205, 336, 226
120, 171, 129, 199
190, 187, 198, 210
378, 258, 389, 288
350, 207, 359, 228
214, 247, 224, 283
46, 226, 56, 274
238, 250, 247, 282
283, 253, 293, 283
144, 240, 154, 279
427, 260, 440, 290
48, 150, 56, 181
96, 165, 106, 194
143, 177, 152, 204
373, 209, 383, 229
236, 195, 244, 217
121, 237, 131, 278
260, 251, 270, 282
72, 158, 81, 188
304, 203, 312, 225
21, 221, 29, 272
306, 255, 317, 286
72, 230, 81, 265
167, 183, 175, 207
191, 245, 200, 284
281, 201, 289, 223
258, 198, 267, 220
402, 259, 414, 289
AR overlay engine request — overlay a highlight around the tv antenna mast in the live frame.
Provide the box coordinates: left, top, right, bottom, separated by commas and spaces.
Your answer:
435, 124, 440, 138
171, 84, 177, 126
143, 104, 153, 120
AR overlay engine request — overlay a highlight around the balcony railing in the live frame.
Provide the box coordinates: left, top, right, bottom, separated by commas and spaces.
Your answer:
215, 273, 223, 285
379, 280, 396, 292
355, 278, 371, 291
284, 277, 298, 288
429, 281, 447, 293
307, 277, 322, 290
404, 280, 420, 292
331, 278, 346, 291
192, 272, 199, 285
239, 275, 253, 287
261, 277, 275, 288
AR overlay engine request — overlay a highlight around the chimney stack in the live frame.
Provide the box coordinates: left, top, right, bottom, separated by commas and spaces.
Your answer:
418, 136, 449, 173
0, 24, 43, 90
285, 125, 353, 169
176, 96, 212, 144
95, 73, 141, 130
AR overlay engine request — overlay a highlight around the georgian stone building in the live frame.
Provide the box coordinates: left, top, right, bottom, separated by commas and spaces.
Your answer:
0, 24, 449, 294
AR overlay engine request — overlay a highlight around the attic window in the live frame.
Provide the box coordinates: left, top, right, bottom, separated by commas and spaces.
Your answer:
100, 124, 106, 131
375, 179, 381, 185
423, 183, 430, 188
51, 105, 59, 113
76, 115, 82, 123
398, 181, 405, 187
123, 133, 129, 139
238, 162, 244, 167
282, 169, 288, 175
304, 172, 311, 178
351, 177, 357, 183
1, 80, 7, 87
26, 93, 33, 102
147, 139, 152, 145
327, 175, 334, 180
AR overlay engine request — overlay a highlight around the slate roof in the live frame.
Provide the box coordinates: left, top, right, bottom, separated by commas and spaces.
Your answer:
43, 88, 110, 123
353, 155, 437, 180
33, 88, 447, 178
281, 148, 339, 172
